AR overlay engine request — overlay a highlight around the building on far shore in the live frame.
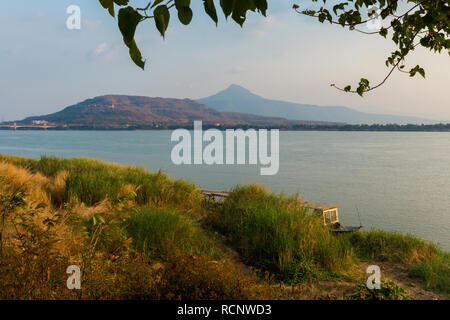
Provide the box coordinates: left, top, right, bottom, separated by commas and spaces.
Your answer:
32, 120, 50, 126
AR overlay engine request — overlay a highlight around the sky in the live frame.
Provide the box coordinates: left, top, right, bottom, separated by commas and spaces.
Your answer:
0, 0, 449, 122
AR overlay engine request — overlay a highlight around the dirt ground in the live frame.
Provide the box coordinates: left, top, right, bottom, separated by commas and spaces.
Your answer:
269, 261, 445, 300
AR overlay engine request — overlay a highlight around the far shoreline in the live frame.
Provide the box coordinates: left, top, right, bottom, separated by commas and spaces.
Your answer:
1, 123, 450, 132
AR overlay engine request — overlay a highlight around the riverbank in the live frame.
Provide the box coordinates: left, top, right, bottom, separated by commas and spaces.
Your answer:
1, 122, 450, 131
0, 154, 448, 299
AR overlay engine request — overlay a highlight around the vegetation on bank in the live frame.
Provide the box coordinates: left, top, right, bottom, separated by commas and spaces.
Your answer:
2, 122, 450, 131
206, 184, 353, 283
348, 230, 448, 294
291, 123, 450, 132
0, 154, 448, 299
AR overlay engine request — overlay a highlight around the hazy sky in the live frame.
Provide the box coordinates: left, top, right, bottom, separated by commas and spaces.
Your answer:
0, 0, 449, 122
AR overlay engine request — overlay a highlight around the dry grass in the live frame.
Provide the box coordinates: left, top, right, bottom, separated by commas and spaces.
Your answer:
0, 161, 51, 206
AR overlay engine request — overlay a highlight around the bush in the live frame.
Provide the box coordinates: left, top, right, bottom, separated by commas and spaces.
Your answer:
0, 194, 79, 300
155, 245, 272, 300
207, 184, 354, 283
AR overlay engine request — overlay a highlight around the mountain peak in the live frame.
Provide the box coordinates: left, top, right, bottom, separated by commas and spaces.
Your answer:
226, 84, 251, 93
206, 84, 261, 100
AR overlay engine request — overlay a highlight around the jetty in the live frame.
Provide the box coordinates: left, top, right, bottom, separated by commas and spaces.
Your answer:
0, 123, 57, 130
201, 189, 230, 200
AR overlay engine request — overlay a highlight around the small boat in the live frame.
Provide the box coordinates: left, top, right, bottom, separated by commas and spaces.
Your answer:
305, 202, 362, 233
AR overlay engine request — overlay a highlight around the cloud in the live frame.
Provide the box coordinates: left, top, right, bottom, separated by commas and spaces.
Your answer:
94, 42, 108, 56
246, 16, 280, 39
90, 42, 120, 60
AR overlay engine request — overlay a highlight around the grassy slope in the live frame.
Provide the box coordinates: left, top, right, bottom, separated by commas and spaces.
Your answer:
0, 154, 448, 299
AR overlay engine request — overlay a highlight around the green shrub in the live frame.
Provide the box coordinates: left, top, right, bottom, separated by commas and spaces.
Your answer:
350, 280, 411, 300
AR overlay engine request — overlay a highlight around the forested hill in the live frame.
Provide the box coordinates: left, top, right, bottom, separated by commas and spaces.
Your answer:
17, 95, 333, 129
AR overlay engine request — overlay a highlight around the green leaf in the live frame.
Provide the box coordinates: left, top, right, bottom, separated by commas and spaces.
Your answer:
175, 0, 193, 25
118, 6, 142, 43
220, 0, 235, 19
203, 0, 219, 25
356, 86, 364, 96
360, 78, 369, 87
410, 65, 426, 78
379, 27, 388, 38
113, 0, 130, 5
128, 40, 146, 70
231, 0, 256, 27
151, 0, 164, 9
175, 0, 190, 7
344, 85, 351, 92
177, 6, 193, 25
118, 7, 146, 70
99, 0, 115, 17
356, 78, 370, 97
418, 68, 425, 78
255, 0, 268, 16
154, 5, 171, 38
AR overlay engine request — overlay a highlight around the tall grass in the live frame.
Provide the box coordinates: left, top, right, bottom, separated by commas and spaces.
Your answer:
349, 229, 449, 295
0, 155, 202, 212
409, 253, 449, 294
208, 184, 354, 283
348, 229, 440, 264
124, 207, 223, 259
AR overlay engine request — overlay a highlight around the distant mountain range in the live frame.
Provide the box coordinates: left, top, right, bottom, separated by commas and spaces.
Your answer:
11, 85, 439, 130
17, 95, 330, 129
197, 85, 436, 125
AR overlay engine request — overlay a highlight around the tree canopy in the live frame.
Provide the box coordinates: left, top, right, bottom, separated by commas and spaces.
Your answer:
97, 0, 449, 96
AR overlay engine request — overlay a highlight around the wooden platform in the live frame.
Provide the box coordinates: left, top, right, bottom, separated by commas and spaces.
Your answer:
201, 190, 229, 198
